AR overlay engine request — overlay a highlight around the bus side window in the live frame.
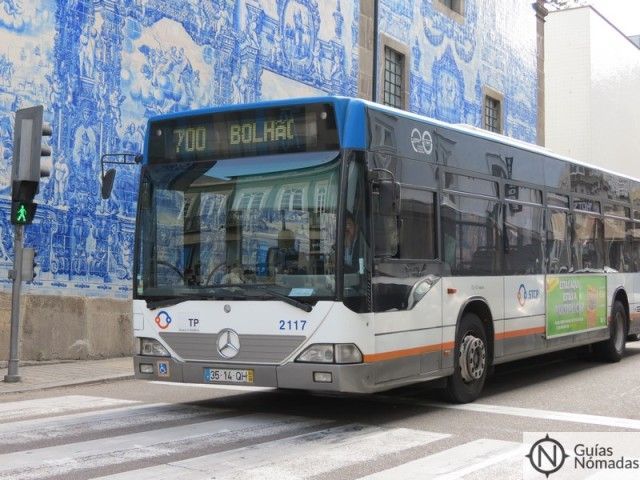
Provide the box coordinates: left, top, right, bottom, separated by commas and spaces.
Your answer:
604, 217, 626, 272
572, 213, 604, 270
547, 209, 572, 274
441, 194, 501, 276
504, 203, 543, 275
396, 188, 436, 260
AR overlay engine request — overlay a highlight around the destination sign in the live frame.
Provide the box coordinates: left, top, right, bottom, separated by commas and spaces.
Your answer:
229, 119, 295, 145
148, 103, 339, 163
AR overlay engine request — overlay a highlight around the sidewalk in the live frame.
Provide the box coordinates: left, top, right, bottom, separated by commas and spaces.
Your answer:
0, 357, 134, 395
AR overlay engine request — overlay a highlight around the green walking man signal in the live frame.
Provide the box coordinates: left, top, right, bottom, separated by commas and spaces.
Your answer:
16, 205, 26, 223
11, 201, 37, 225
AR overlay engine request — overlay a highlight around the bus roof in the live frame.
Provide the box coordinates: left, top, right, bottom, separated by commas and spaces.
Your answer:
357, 98, 640, 184
146, 96, 639, 183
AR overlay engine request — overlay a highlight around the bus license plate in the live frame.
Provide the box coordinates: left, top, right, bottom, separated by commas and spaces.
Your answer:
204, 368, 254, 384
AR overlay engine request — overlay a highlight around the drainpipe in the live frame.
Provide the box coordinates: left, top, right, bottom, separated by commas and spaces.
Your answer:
371, 0, 379, 103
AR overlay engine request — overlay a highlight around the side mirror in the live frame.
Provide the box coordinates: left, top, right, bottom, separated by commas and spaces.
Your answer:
372, 179, 400, 257
373, 180, 400, 216
101, 168, 116, 199
99, 152, 141, 200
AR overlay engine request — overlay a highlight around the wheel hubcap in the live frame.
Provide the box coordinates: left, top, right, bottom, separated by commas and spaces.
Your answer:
459, 334, 486, 383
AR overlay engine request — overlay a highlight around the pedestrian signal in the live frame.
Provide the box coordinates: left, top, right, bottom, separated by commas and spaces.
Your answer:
11, 201, 37, 225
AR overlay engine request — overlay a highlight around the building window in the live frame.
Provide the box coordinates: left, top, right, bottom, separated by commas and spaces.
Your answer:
438, 0, 464, 16
484, 94, 502, 133
383, 46, 404, 109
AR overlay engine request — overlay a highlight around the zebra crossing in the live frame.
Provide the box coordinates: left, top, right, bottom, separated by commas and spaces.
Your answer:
0, 395, 526, 480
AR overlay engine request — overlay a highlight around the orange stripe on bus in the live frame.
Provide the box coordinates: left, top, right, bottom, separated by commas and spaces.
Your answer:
363, 342, 455, 363
364, 327, 545, 364
495, 326, 545, 340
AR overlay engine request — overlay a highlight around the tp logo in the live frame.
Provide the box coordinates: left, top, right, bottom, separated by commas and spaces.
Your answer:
526, 434, 569, 478
154, 311, 172, 330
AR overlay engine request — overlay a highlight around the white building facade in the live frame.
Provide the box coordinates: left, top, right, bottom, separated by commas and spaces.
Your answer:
545, 6, 640, 179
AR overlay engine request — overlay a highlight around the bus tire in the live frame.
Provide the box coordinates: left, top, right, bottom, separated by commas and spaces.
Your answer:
594, 300, 627, 363
445, 312, 488, 404
627, 334, 639, 342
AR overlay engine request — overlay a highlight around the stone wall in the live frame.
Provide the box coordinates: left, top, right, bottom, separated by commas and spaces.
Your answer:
0, 294, 133, 361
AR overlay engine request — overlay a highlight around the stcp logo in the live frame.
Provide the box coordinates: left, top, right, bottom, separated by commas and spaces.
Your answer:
517, 284, 527, 307
517, 283, 540, 308
526, 434, 569, 478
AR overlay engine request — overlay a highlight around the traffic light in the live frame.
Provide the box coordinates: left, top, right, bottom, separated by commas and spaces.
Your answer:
21, 248, 36, 282
11, 201, 37, 225
11, 105, 52, 211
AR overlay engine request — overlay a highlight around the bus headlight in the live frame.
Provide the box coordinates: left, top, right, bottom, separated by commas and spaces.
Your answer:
139, 338, 170, 357
335, 344, 363, 364
296, 343, 363, 364
296, 344, 334, 363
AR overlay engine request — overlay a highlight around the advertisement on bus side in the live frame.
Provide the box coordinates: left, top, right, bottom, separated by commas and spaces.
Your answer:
545, 275, 607, 338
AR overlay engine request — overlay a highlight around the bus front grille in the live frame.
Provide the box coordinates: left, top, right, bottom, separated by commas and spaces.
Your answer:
159, 332, 306, 364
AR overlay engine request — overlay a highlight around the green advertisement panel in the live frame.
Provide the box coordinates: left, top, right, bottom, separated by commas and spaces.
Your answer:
546, 275, 607, 338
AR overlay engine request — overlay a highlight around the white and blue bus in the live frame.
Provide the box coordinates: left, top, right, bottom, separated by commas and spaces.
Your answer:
124, 97, 640, 403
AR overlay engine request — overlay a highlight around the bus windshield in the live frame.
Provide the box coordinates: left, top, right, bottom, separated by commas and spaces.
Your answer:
135, 152, 341, 305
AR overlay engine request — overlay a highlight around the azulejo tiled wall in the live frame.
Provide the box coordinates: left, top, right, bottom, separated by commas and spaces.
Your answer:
0, 0, 359, 298
380, 0, 538, 143
0, 0, 538, 299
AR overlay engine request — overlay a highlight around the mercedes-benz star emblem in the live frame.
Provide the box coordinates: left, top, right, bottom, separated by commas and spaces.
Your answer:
217, 329, 240, 359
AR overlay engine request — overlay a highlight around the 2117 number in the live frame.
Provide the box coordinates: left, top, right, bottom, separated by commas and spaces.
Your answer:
279, 320, 307, 331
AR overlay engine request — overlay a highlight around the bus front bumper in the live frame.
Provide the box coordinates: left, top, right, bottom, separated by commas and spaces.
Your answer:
133, 355, 376, 393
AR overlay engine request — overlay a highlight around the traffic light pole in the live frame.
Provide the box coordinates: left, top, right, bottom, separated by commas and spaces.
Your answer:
5, 224, 24, 382
5, 105, 52, 382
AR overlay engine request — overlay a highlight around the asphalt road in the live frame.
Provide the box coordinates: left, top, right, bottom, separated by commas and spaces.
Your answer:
1, 342, 639, 479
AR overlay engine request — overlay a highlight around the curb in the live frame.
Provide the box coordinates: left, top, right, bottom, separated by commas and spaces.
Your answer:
0, 374, 135, 396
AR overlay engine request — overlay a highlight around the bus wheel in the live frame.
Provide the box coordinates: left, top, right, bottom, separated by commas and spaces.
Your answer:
594, 300, 627, 363
445, 312, 488, 403
627, 334, 639, 342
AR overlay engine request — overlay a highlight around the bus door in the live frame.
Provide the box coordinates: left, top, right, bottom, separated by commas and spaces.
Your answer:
370, 183, 443, 381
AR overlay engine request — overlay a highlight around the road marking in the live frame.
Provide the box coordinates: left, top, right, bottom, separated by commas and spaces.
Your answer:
151, 380, 275, 392
358, 438, 523, 480
0, 395, 138, 422
94, 425, 449, 480
420, 401, 640, 430
0, 402, 227, 446
0, 413, 327, 480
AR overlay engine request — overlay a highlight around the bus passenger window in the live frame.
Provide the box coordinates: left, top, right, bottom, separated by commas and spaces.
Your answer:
630, 223, 640, 271
572, 213, 604, 270
441, 194, 501, 275
397, 188, 436, 260
547, 209, 571, 273
604, 217, 626, 272
504, 204, 543, 274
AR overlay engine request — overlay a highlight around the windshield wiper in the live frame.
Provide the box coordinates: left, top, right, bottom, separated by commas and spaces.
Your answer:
144, 287, 313, 312
145, 296, 190, 310
145, 292, 243, 310
245, 285, 313, 313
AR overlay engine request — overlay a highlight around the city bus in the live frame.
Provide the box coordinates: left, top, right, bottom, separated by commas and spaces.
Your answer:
116, 96, 640, 403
